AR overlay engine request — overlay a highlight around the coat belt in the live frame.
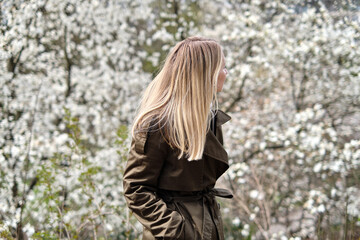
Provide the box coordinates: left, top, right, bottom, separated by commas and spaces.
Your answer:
160, 187, 233, 202
159, 188, 233, 240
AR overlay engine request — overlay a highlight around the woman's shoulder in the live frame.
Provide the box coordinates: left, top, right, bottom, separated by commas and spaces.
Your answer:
132, 119, 169, 154
134, 117, 165, 138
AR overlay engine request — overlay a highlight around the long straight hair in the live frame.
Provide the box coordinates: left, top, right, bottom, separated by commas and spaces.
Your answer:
132, 36, 224, 160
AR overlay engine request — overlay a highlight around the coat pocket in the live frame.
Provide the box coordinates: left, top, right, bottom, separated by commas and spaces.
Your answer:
172, 201, 202, 240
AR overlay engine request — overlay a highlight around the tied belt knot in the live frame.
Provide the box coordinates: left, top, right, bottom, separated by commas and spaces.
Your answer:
159, 188, 233, 240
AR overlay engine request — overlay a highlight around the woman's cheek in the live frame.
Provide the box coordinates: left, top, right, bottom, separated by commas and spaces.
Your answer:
217, 72, 225, 92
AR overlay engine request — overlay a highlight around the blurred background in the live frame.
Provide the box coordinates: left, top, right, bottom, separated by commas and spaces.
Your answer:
1, 0, 359, 239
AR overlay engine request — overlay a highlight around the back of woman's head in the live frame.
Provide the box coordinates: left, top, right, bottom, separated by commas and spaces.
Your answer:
132, 36, 224, 161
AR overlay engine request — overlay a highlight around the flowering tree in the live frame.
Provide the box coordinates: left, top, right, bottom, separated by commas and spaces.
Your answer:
0, 0, 152, 238
0, 0, 202, 238
200, 0, 360, 239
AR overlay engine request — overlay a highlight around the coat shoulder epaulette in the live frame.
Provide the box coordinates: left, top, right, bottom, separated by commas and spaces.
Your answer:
133, 121, 154, 154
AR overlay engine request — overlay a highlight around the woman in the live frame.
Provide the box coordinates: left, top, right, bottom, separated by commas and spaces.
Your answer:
123, 36, 232, 240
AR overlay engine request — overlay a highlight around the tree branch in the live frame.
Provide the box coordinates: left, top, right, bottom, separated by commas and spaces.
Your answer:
225, 77, 247, 112
63, 26, 73, 98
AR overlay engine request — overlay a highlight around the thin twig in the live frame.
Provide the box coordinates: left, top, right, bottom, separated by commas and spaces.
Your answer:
56, 205, 71, 240
249, 162, 271, 231
19, 78, 44, 225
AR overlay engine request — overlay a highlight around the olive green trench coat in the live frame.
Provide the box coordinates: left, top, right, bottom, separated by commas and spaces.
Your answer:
123, 110, 233, 240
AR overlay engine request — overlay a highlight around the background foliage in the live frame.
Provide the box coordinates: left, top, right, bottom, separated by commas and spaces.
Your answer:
1, 0, 359, 239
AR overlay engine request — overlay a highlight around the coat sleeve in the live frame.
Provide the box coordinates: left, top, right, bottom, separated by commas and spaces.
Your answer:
123, 129, 184, 239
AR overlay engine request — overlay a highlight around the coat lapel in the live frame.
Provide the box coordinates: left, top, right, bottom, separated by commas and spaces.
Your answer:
203, 110, 231, 165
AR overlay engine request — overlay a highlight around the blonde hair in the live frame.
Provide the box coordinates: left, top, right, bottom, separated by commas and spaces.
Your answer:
132, 36, 224, 161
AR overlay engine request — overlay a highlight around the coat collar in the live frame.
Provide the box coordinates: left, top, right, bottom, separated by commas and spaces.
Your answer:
213, 109, 231, 126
